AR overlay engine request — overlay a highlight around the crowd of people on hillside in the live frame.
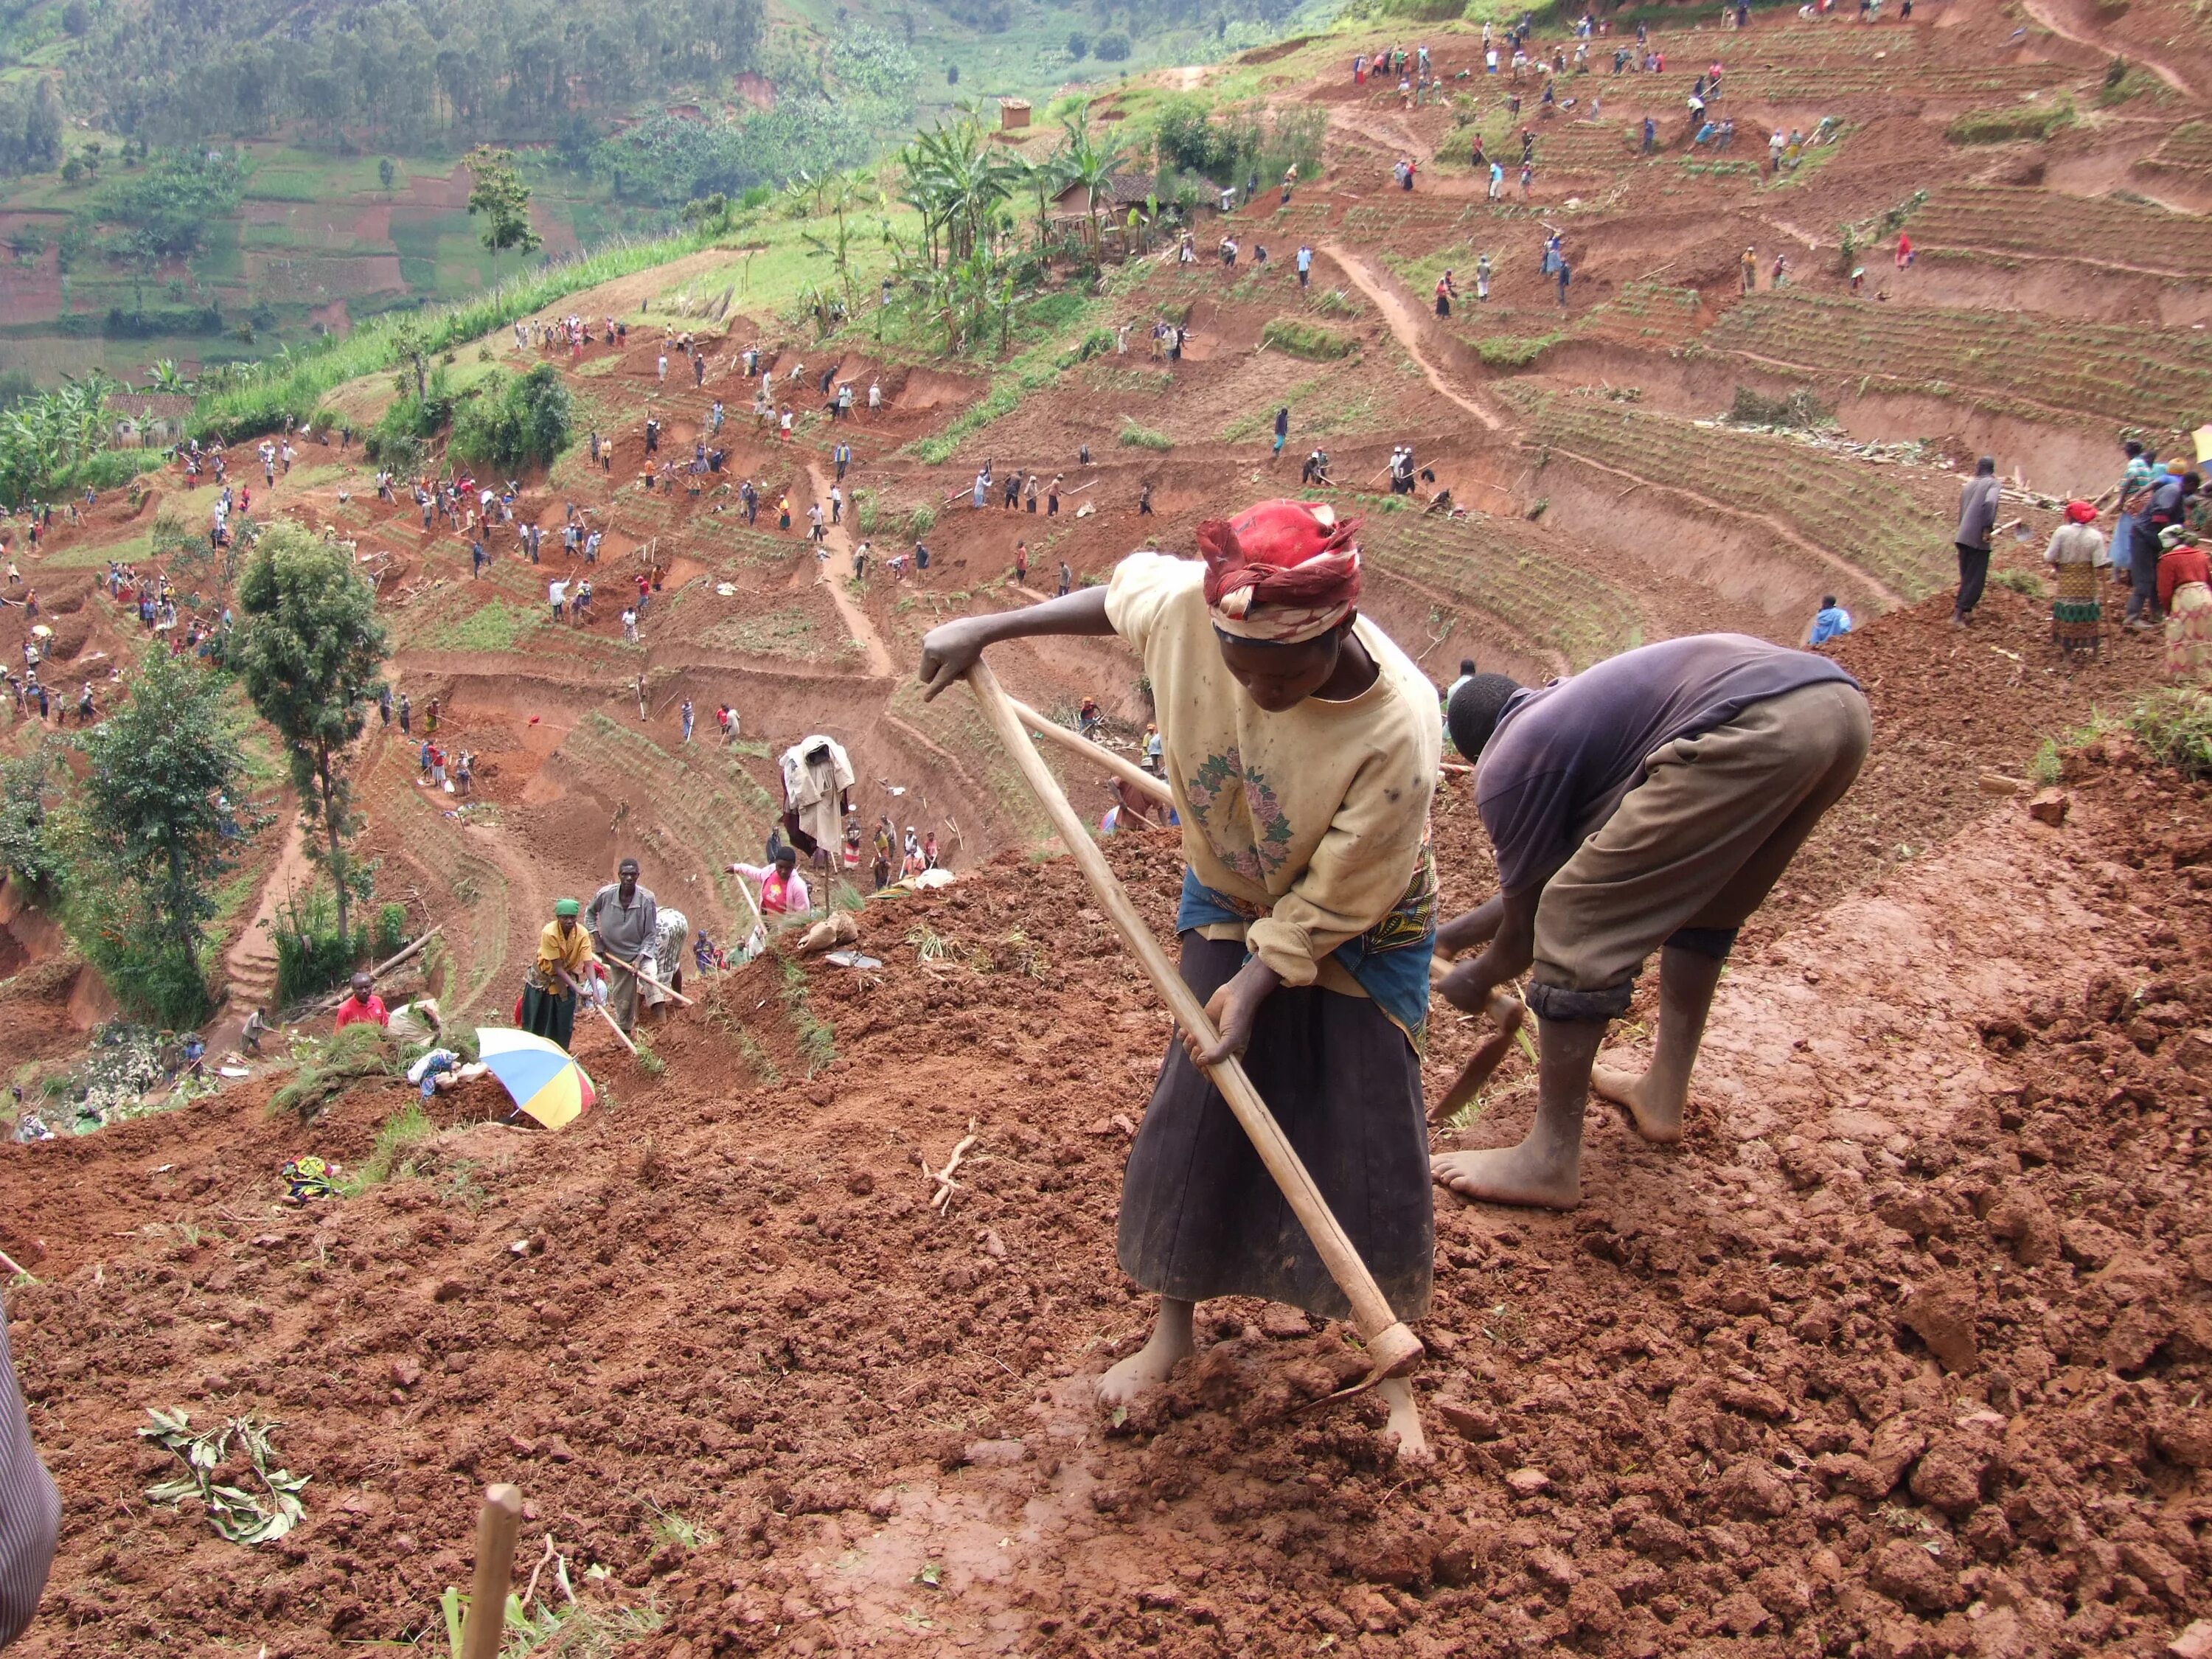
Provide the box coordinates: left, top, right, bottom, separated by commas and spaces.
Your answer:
1938, 442, 2211, 681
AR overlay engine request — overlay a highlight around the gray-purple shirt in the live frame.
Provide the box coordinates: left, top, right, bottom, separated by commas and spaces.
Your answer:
1477, 634, 1859, 894
0, 1290, 58, 1646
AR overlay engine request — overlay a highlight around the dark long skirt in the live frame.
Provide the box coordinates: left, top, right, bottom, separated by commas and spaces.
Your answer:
1117, 935, 1433, 1321
521, 983, 576, 1052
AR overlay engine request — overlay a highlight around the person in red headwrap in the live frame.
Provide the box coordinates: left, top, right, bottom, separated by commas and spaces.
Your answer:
2044, 498, 2108, 658
919, 501, 1442, 1458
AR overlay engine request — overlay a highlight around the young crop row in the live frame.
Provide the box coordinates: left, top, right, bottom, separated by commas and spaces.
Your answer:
1597, 280, 1705, 345
573, 709, 773, 919
1910, 187, 2212, 277
2141, 122, 2212, 175
1358, 511, 1645, 670
362, 747, 515, 1015
1503, 386, 1951, 600
1742, 61, 2065, 97
885, 675, 1063, 850
1704, 291, 2212, 431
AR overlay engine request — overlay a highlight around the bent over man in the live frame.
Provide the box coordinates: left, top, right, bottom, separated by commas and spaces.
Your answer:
1433, 635, 1869, 1209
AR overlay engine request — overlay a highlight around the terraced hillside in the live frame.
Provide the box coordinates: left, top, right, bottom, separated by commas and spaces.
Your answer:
2, 0, 2211, 1649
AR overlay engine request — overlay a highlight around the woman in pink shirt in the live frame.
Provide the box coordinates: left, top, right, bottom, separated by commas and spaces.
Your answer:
726, 846, 810, 914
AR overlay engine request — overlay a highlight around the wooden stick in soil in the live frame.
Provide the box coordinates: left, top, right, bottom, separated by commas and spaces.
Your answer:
0, 1247, 38, 1284
728, 869, 770, 957
964, 659, 1422, 1384
600, 953, 697, 1006
556, 967, 639, 1057
1006, 697, 1175, 807
459, 1484, 524, 1659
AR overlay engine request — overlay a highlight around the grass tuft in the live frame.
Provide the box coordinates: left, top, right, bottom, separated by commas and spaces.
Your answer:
1947, 100, 2075, 145
1117, 419, 1174, 451
1259, 317, 1358, 361
2126, 688, 2212, 779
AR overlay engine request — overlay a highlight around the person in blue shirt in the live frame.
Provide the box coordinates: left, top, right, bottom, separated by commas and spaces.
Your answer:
1809, 596, 1853, 645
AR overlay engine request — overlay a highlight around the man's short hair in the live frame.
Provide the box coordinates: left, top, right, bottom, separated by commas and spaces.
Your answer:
619, 857, 641, 875
1458, 658, 1478, 676
1821, 594, 1837, 608
1447, 672, 1523, 760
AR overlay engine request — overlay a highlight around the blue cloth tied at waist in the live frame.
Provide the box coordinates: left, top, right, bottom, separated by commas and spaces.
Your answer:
1175, 860, 1435, 1046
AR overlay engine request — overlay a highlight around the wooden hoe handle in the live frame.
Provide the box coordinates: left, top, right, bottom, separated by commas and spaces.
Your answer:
966, 660, 1422, 1380
1005, 695, 1175, 809
459, 1484, 524, 1659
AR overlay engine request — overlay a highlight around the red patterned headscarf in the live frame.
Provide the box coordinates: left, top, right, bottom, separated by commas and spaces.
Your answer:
2065, 499, 2097, 524
1197, 499, 1363, 644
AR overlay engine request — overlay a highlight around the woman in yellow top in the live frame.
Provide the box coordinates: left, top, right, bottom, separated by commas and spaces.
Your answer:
920, 498, 1440, 1455
524, 897, 597, 1051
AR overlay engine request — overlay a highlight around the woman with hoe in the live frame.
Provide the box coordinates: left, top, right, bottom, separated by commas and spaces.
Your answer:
919, 499, 1441, 1455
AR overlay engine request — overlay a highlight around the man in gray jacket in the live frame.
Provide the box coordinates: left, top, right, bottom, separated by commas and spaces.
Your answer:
1954, 455, 2003, 627
585, 858, 658, 1037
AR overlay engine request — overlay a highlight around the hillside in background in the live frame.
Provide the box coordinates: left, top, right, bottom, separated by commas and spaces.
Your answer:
0, 0, 1331, 386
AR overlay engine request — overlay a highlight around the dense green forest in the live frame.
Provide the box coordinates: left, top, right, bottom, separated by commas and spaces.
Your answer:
0, 0, 764, 160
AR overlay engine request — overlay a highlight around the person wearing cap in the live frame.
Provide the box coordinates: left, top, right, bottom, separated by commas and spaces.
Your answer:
2157, 524, 2211, 680
333, 973, 388, 1033
526, 898, 598, 1051
2044, 500, 2107, 658
1431, 639, 1869, 1216
918, 497, 1441, 1458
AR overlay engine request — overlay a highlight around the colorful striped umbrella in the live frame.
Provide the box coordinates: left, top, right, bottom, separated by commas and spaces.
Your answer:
475, 1027, 596, 1130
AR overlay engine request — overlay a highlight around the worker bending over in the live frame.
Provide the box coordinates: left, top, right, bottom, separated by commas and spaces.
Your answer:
1433, 635, 1869, 1208
524, 897, 599, 1052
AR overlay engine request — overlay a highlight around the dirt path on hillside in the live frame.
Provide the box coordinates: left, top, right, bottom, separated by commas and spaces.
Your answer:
804, 459, 897, 678
212, 807, 311, 1041
2017, 0, 2196, 95
1321, 243, 1505, 433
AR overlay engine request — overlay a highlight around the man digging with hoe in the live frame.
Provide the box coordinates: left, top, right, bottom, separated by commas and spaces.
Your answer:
586, 858, 658, 1038
1432, 636, 1870, 1208
921, 498, 1441, 1456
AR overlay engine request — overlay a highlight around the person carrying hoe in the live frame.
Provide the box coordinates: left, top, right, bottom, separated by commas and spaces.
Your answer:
920, 498, 1441, 1456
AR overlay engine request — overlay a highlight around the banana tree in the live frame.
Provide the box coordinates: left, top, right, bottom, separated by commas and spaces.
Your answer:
1055, 100, 1129, 251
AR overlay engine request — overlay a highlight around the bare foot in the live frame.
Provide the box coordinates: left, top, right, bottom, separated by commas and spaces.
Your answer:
1430, 1144, 1580, 1210
1377, 1377, 1431, 1463
1591, 1063, 1685, 1144
1097, 1322, 1194, 1408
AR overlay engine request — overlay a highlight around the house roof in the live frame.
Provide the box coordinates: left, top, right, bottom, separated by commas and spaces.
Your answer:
1052, 173, 1149, 209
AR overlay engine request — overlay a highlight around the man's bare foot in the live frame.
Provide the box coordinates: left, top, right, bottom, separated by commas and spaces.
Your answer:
1098, 1310, 1195, 1408
1377, 1377, 1431, 1462
1430, 1144, 1580, 1210
1591, 1063, 1685, 1144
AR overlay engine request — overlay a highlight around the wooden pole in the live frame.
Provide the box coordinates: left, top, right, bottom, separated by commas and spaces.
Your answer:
1006, 697, 1174, 807
459, 1484, 524, 1659
726, 866, 770, 957
965, 660, 1422, 1382
557, 967, 639, 1057
601, 953, 696, 1006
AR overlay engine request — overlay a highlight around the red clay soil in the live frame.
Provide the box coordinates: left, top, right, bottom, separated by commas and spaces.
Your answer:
4, 672, 2211, 1657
